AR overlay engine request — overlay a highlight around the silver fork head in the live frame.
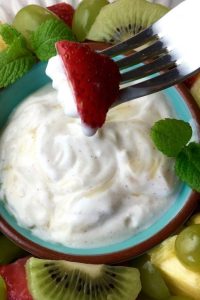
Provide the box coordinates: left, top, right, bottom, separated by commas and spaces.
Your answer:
101, 0, 200, 104
101, 27, 155, 57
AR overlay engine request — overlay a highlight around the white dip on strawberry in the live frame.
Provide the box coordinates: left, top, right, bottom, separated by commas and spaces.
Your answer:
0, 84, 179, 248
45, 54, 97, 137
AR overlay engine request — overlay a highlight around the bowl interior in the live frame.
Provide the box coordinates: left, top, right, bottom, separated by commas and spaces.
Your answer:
0, 62, 195, 256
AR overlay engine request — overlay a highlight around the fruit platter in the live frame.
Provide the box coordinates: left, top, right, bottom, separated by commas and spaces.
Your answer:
0, 0, 200, 299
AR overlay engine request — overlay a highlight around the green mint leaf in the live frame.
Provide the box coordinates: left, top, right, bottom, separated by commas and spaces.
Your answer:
0, 55, 36, 88
5, 35, 32, 59
0, 28, 37, 88
30, 19, 76, 61
150, 118, 192, 157
175, 142, 200, 192
0, 37, 24, 67
0, 24, 21, 45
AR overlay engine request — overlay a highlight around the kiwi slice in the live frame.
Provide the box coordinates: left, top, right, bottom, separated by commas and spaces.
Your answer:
87, 0, 169, 43
26, 258, 141, 300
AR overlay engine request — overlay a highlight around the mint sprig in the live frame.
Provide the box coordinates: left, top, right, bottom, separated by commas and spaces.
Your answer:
0, 54, 36, 88
0, 24, 36, 88
150, 119, 192, 157
150, 118, 200, 192
30, 19, 76, 61
0, 24, 21, 46
175, 143, 200, 192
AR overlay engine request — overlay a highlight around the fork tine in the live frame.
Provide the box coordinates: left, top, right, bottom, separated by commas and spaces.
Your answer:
116, 40, 166, 69
117, 67, 200, 104
120, 53, 176, 82
100, 26, 155, 57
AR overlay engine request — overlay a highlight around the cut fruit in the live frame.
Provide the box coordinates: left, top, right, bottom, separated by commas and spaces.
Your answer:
13, 4, 76, 61
175, 225, 200, 271
149, 236, 200, 300
56, 41, 120, 131
0, 257, 32, 300
72, 0, 109, 41
13, 5, 58, 42
47, 3, 75, 27
131, 256, 170, 300
26, 257, 141, 300
87, 0, 169, 43
0, 276, 7, 300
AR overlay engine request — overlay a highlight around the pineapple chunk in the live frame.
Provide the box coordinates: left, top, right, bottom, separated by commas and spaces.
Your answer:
149, 236, 200, 300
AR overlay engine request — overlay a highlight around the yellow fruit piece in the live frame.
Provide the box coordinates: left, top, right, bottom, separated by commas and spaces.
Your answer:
149, 236, 200, 300
191, 75, 200, 107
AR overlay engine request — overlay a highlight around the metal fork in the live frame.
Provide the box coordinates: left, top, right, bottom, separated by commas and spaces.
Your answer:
100, 0, 200, 105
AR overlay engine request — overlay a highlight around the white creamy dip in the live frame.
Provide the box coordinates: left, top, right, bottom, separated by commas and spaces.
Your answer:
0, 85, 178, 248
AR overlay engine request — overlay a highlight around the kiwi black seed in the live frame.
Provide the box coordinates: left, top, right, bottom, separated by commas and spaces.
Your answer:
26, 257, 141, 300
87, 0, 169, 44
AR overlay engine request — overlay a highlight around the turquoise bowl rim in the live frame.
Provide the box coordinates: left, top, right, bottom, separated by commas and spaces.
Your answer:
0, 62, 199, 263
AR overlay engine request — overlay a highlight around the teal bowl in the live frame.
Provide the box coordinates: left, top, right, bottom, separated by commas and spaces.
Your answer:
0, 62, 199, 264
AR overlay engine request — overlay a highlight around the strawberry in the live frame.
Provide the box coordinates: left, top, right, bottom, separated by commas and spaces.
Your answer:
47, 3, 75, 28
0, 257, 32, 300
56, 41, 121, 129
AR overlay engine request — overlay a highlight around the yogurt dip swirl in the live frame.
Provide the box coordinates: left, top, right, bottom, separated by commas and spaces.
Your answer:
0, 85, 178, 248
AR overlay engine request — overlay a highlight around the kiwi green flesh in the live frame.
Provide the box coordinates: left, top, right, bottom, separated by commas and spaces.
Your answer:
72, 0, 109, 42
26, 258, 141, 300
87, 0, 169, 43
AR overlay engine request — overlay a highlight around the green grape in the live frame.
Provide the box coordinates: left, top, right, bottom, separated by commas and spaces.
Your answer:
72, 0, 108, 41
13, 5, 58, 41
132, 256, 170, 300
0, 276, 7, 300
169, 296, 193, 300
175, 224, 200, 271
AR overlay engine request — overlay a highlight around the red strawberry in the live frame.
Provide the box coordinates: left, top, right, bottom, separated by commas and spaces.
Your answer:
47, 3, 75, 27
0, 257, 32, 300
56, 41, 121, 129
